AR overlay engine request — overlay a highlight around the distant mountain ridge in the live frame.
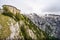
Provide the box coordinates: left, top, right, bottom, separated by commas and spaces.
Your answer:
25, 13, 60, 39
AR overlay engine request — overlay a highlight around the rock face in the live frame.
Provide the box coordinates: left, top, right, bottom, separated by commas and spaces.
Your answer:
3, 5, 20, 15
0, 5, 49, 40
25, 13, 60, 39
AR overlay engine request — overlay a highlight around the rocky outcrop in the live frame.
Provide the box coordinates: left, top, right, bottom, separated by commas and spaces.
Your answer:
2, 5, 20, 15
0, 5, 49, 40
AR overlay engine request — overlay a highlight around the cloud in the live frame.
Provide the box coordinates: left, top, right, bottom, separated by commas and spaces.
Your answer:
0, 0, 60, 15
42, 0, 60, 12
42, 5, 60, 12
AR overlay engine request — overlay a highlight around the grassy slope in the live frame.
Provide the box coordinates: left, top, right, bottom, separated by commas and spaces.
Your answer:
0, 14, 11, 39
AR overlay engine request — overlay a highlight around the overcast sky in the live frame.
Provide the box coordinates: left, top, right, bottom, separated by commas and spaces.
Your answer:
0, 0, 60, 15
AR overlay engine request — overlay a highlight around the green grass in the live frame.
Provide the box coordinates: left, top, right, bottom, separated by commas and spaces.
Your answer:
0, 14, 11, 39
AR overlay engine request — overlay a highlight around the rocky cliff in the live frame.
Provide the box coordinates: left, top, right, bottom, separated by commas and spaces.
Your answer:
0, 5, 50, 40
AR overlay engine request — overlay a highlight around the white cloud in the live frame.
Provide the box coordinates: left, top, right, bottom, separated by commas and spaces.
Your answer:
0, 0, 60, 15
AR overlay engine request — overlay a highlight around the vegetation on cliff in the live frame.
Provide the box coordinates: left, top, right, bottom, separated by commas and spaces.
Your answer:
0, 5, 60, 40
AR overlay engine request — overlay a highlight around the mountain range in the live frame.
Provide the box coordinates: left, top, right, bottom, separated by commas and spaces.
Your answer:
25, 13, 60, 39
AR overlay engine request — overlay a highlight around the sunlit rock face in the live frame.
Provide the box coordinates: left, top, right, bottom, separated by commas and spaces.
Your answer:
0, 5, 49, 40
2, 5, 20, 15
25, 13, 60, 39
